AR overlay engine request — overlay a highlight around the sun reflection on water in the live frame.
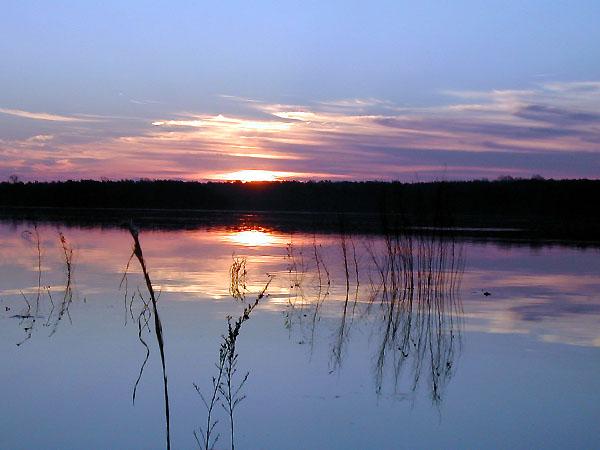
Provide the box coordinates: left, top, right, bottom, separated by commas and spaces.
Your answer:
226, 229, 278, 247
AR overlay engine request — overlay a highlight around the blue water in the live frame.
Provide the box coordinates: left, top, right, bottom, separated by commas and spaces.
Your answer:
1, 223, 599, 449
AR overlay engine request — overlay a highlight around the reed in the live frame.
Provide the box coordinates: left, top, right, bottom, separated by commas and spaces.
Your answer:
126, 226, 172, 450
49, 232, 74, 336
229, 256, 247, 301
195, 275, 273, 450
15, 228, 76, 344
370, 222, 465, 402
16, 226, 42, 345
280, 223, 464, 402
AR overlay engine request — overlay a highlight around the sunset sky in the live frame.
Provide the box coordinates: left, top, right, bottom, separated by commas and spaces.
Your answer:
1, 0, 600, 182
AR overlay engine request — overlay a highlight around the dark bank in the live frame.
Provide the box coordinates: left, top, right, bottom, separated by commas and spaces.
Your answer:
1, 178, 599, 242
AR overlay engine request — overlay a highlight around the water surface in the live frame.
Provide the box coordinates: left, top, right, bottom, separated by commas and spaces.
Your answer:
1, 221, 599, 449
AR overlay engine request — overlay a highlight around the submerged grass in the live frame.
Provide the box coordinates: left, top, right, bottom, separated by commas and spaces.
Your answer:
15, 227, 76, 345
7, 216, 465, 448
283, 222, 464, 403
368, 221, 465, 402
229, 256, 247, 301
49, 232, 74, 336
15, 226, 42, 345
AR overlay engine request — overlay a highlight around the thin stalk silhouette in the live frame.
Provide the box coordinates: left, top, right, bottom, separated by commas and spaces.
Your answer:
196, 276, 273, 450
127, 226, 171, 450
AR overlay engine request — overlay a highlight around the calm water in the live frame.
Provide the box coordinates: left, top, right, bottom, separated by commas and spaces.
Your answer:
1, 221, 599, 449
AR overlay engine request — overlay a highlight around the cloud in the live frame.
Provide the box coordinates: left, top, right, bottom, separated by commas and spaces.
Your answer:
2, 80, 600, 181
0, 107, 95, 122
152, 114, 292, 132
515, 104, 600, 126
511, 297, 600, 322
26, 134, 54, 143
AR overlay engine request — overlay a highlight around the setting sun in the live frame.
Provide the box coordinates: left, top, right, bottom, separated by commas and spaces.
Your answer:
211, 169, 297, 182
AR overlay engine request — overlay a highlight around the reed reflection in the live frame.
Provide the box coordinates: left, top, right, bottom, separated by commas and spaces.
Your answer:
9, 226, 76, 345
4, 221, 600, 449
284, 227, 464, 403
369, 229, 464, 402
283, 235, 331, 354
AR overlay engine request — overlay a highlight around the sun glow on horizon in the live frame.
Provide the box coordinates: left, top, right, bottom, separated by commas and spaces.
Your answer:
210, 169, 299, 182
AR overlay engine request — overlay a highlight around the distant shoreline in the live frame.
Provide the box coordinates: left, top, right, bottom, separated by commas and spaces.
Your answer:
1, 179, 599, 242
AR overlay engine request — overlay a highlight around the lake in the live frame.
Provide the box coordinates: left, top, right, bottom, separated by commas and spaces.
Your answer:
1, 218, 599, 449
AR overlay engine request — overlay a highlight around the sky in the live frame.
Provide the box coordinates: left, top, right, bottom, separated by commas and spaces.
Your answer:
1, 0, 600, 182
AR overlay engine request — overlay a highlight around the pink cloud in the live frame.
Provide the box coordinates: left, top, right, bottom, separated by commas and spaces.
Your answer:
2, 81, 599, 181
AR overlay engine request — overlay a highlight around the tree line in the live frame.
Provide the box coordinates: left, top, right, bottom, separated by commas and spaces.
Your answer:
1, 178, 599, 239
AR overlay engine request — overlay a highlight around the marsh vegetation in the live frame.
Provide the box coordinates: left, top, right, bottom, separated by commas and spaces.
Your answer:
11, 226, 76, 345
1, 219, 599, 449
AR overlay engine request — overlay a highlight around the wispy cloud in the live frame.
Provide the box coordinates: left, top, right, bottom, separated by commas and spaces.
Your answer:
0, 107, 95, 122
2, 81, 600, 181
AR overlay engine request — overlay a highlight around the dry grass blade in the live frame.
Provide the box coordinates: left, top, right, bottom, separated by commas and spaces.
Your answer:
196, 276, 273, 450
127, 225, 171, 450
229, 256, 247, 301
49, 232, 74, 336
